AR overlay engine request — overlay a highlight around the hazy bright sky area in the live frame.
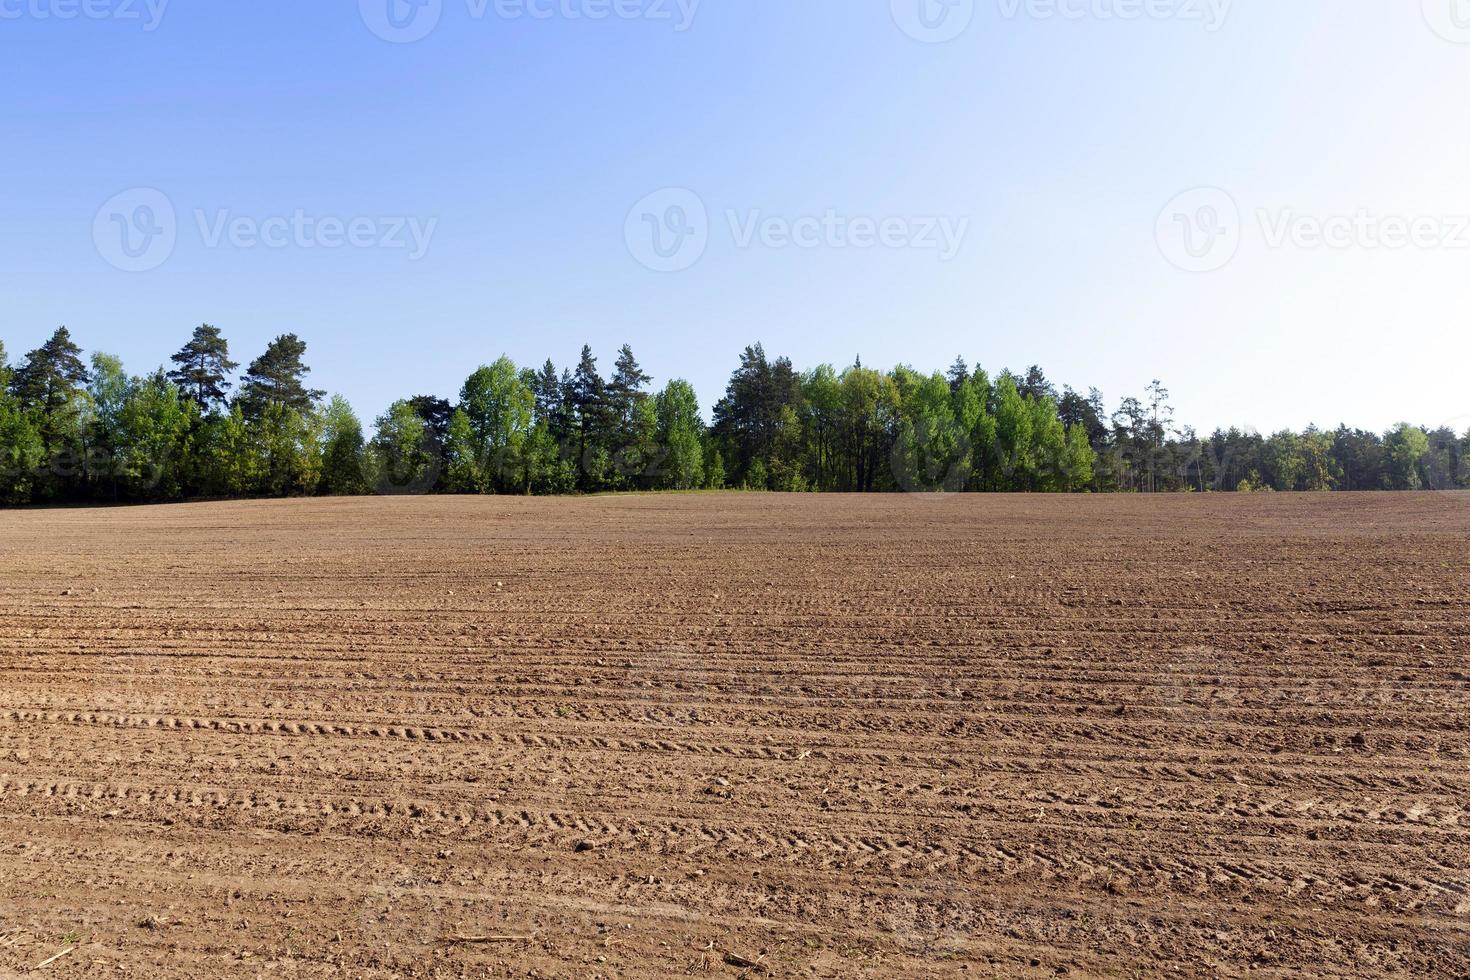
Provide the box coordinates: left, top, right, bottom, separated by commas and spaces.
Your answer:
3, 1, 1468, 433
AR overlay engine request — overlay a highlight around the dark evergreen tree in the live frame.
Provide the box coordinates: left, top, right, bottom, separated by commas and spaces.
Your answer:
533, 360, 562, 424
946, 356, 969, 394
168, 324, 238, 411
10, 326, 89, 416
608, 344, 652, 424
406, 395, 452, 492
712, 344, 803, 487
407, 396, 450, 442
8, 327, 93, 499
236, 334, 324, 420
1018, 365, 1057, 403
534, 360, 575, 455
607, 344, 653, 485
569, 346, 610, 488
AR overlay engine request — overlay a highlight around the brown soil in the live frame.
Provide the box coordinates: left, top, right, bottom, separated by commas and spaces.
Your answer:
0, 492, 1466, 978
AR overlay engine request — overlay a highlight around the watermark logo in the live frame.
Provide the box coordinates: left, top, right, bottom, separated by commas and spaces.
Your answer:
1155, 187, 1240, 273
0, 0, 170, 30
359, 0, 442, 42
891, 0, 975, 43
625, 188, 709, 273
93, 187, 177, 273
1423, 0, 1470, 43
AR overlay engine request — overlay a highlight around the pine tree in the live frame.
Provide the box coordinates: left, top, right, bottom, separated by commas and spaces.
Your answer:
533, 360, 562, 426
168, 324, 238, 411
10, 327, 90, 416
570, 346, 609, 489
607, 344, 653, 487
946, 356, 969, 394
10, 327, 91, 495
1018, 365, 1057, 403
236, 334, 324, 420
608, 344, 652, 424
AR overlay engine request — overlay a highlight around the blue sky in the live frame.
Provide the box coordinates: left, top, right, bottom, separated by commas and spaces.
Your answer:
3, 1, 1469, 434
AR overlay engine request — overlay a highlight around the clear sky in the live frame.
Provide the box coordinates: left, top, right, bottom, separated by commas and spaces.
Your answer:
3, 1, 1468, 435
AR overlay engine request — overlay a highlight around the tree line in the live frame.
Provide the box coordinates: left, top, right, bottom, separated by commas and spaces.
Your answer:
0, 325, 1462, 506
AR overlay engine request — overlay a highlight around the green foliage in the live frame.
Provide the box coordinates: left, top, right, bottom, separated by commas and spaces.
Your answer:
117, 371, 196, 500
655, 379, 705, 490
169, 325, 238, 411
200, 405, 259, 497
459, 357, 534, 492
10, 328, 92, 498
992, 374, 1033, 489
1061, 424, 1095, 492
1237, 471, 1275, 493
0, 392, 43, 505
1030, 396, 1067, 493
320, 396, 368, 495
444, 408, 483, 493
237, 334, 324, 420
1385, 423, 1431, 490
892, 371, 970, 492
607, 344, 653, 488
1298, 427, 1339, 492
372, 399, 434, 494
0, 329, 1457, 506
703, 439, 726, 489
712, 344, 804, 489
10, 327, 89, 414
617, 396, 659, 489
256, 402, 322, 497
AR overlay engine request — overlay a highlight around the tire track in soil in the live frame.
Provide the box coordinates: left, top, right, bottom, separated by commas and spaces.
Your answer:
0, 492, 1467, 977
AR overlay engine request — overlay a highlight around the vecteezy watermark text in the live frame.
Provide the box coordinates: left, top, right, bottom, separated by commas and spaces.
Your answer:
359, 0, 699, 43
0, 0, 168, 29
1156, 188, 1470, 273
625, 188, 969, 272
996, 0, 1230, 29
891, 0, 1229, 43
728, 210, 968, 259
1257, 210, 1470, 251
93, 188, 438, 272
195, 210, 437, 259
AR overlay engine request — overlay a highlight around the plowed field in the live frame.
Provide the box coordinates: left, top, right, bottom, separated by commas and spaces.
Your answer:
0, 493, 1467, 978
